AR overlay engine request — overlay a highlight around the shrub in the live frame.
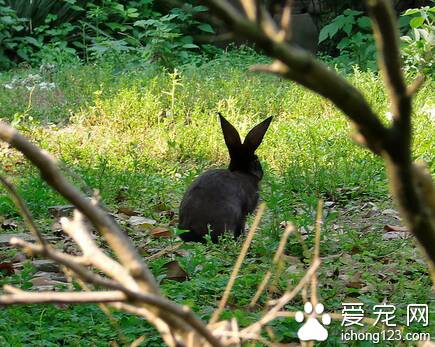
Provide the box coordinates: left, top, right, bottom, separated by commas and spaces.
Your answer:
0, 0, 216, 69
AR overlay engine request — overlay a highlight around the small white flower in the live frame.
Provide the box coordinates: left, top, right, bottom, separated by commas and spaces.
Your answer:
385, 111, 393, 121
421, 105, 435, 121
3, 83, 13, 89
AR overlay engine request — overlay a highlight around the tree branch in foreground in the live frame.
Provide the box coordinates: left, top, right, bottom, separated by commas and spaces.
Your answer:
0, 143, 327, 345
202, 0, 435, 271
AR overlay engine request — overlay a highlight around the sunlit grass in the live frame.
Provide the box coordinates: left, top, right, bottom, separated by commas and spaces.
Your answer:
0, 50, 433, 345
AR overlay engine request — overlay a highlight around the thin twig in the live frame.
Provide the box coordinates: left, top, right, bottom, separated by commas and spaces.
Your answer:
366, 0, 435, 267
310, 199, 323, 308
250, 222, 294, 306
210, 203, 266, 324
61, 211, 139, 291
0, 176, 47, 247
240, 0, 256, 21
243, 258, 321, 335
0, 287, 127, 304
9, 237, 122, 290
146, 243, 183, 261
279, 0, 293, 42
406, 75, 425, 97
0, 281, 224, 347
203, 0, 389, 154
0, 121, 158, 293
367, 0, 407, 121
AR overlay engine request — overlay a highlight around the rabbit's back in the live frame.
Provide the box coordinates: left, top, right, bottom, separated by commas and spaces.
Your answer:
179, 169, 259, 242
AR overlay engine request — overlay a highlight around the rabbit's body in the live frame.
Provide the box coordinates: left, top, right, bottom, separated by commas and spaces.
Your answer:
179, 169, 260, 242
178, 114, 272, 243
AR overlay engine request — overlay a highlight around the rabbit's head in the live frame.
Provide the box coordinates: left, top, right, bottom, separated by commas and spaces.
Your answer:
219, 113, 272, 180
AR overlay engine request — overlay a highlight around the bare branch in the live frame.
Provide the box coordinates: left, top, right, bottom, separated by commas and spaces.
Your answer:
61, 211, 139, 291
240, 0, 256, 21
250, 222, 294, 307
243, 258, 321, 335
0, 121, 158, 293
367, 0, 407, 122
407, 75, 425, 97
202, 0, 435, 271
0, 176, 47, 247
203, 0, 389, 154
0, 287, 126, 305
0, 277, 224, 347
366, 0, 435, 267
279, 0, 293, 42
9, 237, 122, 290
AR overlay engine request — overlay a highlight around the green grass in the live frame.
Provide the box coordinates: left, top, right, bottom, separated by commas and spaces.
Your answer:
0, 49, 434, 346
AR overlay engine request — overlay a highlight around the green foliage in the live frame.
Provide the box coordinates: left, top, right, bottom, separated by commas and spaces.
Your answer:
319, 6, 435, 75
400, 6, 435, 75
319, 9, 376, 71
0, 0, 215, 69
0, 50, 433, 345
0, 49, 433, 215
0, 0, 29, 69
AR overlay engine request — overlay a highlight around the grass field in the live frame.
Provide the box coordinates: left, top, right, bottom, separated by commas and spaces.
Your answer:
0, 49, 434, 346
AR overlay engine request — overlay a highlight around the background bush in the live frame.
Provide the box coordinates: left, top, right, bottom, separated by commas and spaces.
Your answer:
318, 5, 435, 74
0, 0, 217, 69
0, 1, 433, 75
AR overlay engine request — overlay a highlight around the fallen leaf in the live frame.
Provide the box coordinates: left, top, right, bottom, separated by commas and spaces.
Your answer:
153, 202, 171, 212
340, 253, 354, 264
286, 264, 300, 273
346, 281, 365, 289
159, 209, 175, 220
163, 261, 188, 282
0, 262, 14, 275
382, 208, 398, 216
31, 260, 60, 272
382, 232, 407, 240
282, 255, 303, 265
363, 210, 377, 218
146, 244, 183, 261
150, 226, 172, 238
115, 187, 129, 203
128, 216, 157, 230
383, 224, 409, 233
350, 246, 361, 254
3, 164, 15, 173
117, 207, 140, 216
55, 303, 70, 309
48, 205, 74, 218
51, 221, 63, 235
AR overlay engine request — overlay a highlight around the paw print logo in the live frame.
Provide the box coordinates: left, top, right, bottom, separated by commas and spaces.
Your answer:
295, 302, 331, 341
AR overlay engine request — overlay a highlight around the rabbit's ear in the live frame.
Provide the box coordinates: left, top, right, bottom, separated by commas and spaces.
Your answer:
219, 113, 242, 153
243, 116, 273, 153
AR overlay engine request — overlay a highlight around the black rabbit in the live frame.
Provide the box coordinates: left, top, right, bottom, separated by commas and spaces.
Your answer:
178, 113, 272, 242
